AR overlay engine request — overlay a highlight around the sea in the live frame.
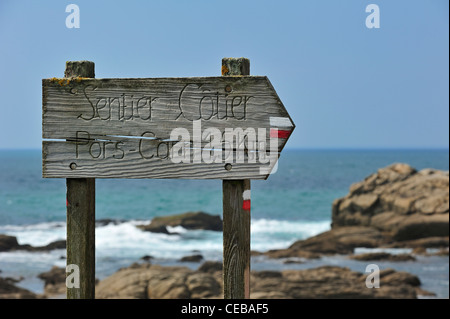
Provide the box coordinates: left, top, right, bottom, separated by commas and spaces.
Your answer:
0, 149, 448, 298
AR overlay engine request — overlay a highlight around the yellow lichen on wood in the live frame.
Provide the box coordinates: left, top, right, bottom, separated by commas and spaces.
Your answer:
75, 77, 90, 83
59, 79, 70, 86
49, 77, 70, 86
49, 76, 88, 86
221, 65, 229, 76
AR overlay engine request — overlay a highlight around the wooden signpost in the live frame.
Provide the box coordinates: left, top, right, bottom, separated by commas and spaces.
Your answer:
42, 58, 295, 299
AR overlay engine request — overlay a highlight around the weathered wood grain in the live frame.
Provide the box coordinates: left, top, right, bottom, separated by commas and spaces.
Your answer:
42, 76, 292, 144
66, 177, 95, 299
222, 58, 251, 299
223, 179, 251, 299
64, 61, 96, 300
42, 76, 291, 179
43, 139, 278, 179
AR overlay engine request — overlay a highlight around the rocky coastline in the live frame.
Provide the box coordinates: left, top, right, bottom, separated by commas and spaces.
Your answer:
1, 163, 448, 299
263, 164, 448, 259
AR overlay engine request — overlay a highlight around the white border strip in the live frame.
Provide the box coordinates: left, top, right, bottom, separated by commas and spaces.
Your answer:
243, 190, 251, 200
270, 117, 293, 127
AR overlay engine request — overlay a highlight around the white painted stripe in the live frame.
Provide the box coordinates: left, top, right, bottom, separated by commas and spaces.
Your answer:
243, 190, 251, 200
270, 117, 293, 127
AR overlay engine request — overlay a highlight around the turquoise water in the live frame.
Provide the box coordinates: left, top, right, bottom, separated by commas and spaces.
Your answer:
0, 149, 448, 297
1, 149, 448, 224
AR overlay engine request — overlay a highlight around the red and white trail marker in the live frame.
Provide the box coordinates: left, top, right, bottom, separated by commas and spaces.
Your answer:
242, 189, 251, 211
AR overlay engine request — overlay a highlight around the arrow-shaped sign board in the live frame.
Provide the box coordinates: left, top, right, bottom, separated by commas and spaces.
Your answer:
42, 76, 295, 179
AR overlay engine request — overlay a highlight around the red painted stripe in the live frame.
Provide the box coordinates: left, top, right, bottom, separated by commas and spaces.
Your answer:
66, 199, 69, 207
270, 129, 291, 139
243, 199, 251, 211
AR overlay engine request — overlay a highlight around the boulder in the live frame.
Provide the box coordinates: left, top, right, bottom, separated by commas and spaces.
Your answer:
40, 240, 66, 251
96, 263, 223, 299
390, 214, 449, 241
264, 248, 321, 259
179, 254, 204, 262
253, 271, 283, 279
95, 219, 126, 227
380, 269, 421, 287
266, 226, 384, 257
332, 164, 449, 243
0, 277, 37, 299
185, 272, 221, 298
38, 266, 66, 297
37, 266, 101, 298
283, 259, 304, 264
38, 266, 66, 286
97, 263, 155, 299
198, 261, 222, 274
147, 267, 192, 299
138, 212, 223, 232
253, 265, 422, 299
0, 234, 66, 252
0, 235, 20, 252
140, 255, 154, 262
382, 236, 449, 249
139, 224, 170, 234
350, 252, 416, 262
95, 262, 425, 299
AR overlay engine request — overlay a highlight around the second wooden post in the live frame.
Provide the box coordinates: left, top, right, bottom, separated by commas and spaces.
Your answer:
222, 57, 251, 299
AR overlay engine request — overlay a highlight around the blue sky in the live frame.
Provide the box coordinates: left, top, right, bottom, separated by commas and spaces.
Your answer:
0, 0, 448, 149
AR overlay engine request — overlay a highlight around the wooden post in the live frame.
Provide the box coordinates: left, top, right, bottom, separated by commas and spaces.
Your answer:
65, 61, 96, 299
222, 57, 251, 299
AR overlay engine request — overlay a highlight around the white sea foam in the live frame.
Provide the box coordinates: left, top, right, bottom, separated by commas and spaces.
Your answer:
250, 219, 330, 251
0, 221, 65, 232
251, 218, 330, 237
0, 222, 66, 246
0, 219, 331, 260
353, 247, 413, 255
0, 250, 65, 267
166, 225, 189, 233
